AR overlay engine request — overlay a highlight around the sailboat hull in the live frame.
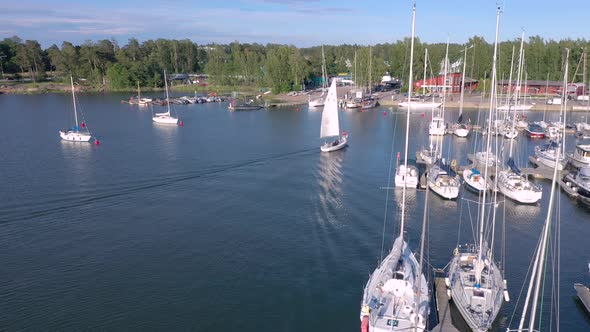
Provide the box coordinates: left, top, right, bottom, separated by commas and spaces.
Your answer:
360, 236, 429, 332
448, 249, 504, 332
321, 136, 347, 152
153, 115, 179, 124
497, 171, 542, 204
59, 130, 92, 142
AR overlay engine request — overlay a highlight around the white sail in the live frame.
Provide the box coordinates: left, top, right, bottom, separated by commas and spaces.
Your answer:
320, 79, 340, 138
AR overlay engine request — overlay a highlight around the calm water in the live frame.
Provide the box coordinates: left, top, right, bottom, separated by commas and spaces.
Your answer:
0, 93, 589, 331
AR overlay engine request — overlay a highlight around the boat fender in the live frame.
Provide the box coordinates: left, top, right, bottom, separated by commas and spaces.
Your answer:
503, 279, 510, 302
447, 289, 452, 299
445, 277, 451, 288
451, 159, 457, 168
361, 315, 370, 332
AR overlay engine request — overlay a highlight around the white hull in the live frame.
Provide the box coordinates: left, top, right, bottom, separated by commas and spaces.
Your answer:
321, 136, 347, 152
360, 236, 428, 332
427, 165, 460, 199
308, 99, 324, 107
419, 149, 438, 165
448, 249, 504, 332
429, 117, 446, 136
398, 101, 442, 109
497, 171, 542, 204
454, 128, 470, 137
463, 168, 488, 192
475, 151, 499, 167
395, 165, 419, 188
59, 130, 92, 142
153, 114, 178, 124
534, 145, 565, 170
568, 145, 590, 168
498, 104, 533, 111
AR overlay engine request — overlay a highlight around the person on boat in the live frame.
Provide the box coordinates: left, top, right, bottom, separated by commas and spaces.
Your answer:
332, 139, 339, 146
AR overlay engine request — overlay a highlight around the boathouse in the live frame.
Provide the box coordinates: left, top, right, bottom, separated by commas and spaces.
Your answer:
413, 72, 479, 94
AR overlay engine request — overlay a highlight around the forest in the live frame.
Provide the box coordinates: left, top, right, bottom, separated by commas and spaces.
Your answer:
1, 35, 588, 93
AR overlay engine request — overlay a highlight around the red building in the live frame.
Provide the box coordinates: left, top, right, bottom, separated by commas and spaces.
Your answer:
498, 80, 587, 96
413, 72, 479, 94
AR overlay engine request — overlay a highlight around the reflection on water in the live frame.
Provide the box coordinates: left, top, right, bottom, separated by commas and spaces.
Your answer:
313, 152, 345, 226
59, 140, 94, 183
153, 123, 179, 163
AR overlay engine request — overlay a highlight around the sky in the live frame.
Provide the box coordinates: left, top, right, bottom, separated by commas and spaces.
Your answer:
1, 0, 589, 48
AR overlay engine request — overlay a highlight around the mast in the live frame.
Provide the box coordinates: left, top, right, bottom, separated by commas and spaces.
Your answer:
528, 47, 568, 332
399, 1, 416, 240
71, 76, 79, 128
476, 5, 500, 286
508, 30, 525, 160
321, 45, 327, 89
354, 50, 357, 89
137, 80, 141, 100
164, 70, 171, 115
506, 45, 515, 107
459, 44, 471, 119
369, 46, 372, 94
441, 38, 450, 124
422, 48, 428, 96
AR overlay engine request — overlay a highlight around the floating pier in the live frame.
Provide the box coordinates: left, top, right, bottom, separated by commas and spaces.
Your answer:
431, 271, 460, 332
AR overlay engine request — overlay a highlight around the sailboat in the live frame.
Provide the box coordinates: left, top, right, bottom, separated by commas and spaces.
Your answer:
137, 81, 152, 106
152, 71, 179, 124
497, 31, 542, 204
60, 76, 94, 142
320, 79, 347, 152
394, 152, 419, 188
445, 8, 506, 332
309, 46, 327, 108
399, 48, 442, 109
429, 40, 449, 137
360, 4, 429, 331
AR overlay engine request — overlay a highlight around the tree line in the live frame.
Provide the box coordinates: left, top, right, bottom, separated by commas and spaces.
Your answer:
0, 35, 588, 93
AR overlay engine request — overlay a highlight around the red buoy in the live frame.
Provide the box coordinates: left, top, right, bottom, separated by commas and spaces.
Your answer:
421, 113, 425, 117
81, 122, 86, 128
94, 139, 100, 145
383, 111, 387, 116
296, 107, 300, 112
179, 121, 184, 126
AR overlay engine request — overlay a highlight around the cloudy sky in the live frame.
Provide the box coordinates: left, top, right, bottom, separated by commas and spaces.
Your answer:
1, 0, 589, 48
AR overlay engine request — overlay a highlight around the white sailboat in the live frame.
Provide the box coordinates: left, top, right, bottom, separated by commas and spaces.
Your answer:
497, 31, 542, 204
309, 46, 327, 108
360, 4, 428, 331
446, 8, 506, 331
153, 71, 179, 124
394, 152, 419, 188
59, 76, 94, 142
427, 162, 460, 199
320, 79, 347, 152
399, 48, 442, 109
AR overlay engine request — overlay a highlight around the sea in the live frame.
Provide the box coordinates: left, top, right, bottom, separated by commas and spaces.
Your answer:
0, 92, 589, 331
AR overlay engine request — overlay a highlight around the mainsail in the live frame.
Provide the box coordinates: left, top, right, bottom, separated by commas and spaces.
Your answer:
320, 79, 340, 138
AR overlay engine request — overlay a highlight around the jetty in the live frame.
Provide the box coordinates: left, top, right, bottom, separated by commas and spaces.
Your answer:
431, 270, 460, 332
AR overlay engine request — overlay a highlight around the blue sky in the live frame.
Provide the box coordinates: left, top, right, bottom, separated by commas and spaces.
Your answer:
1, 0, 589, 48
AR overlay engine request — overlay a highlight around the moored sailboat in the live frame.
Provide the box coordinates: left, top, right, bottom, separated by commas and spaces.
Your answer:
360, 4, 428, 331
153, 71, 179, 124
60, 76, 95, 143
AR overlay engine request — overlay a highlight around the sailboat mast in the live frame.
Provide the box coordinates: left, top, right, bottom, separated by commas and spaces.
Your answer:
422, 48, 428, 96
321, 45, 327, 89
476, 6, 500, 286
508, 30, 525, 159
459, 44, 470, 117
70, 76, 79, 128
369, 46, 372, 94
506, 45, 515, 107
138, 80, 141, 100
399, 2, 416, 240
528, 47, 568, 332
164, 70, 171, 115
441, 38, 449, 123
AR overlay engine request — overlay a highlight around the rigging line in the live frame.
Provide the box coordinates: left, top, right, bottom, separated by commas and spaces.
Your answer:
379, 112, 399, 263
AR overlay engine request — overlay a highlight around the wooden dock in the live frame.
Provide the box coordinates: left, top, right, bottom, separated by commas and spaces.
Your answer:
431, 273, 459, 332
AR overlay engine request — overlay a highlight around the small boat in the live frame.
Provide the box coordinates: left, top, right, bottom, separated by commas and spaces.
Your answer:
59, 77, 94, 142
453, 123, 470, 137
563, 167, 590, 204
152, 71, 179, 124
427, 163, 460, 199
320, 79, 347, 152
463, 167, 488, 192
503, 124, 518, 139
345, 99, 361, 108
534, 140, 566, 170
360, 97, 378, 109
568, 144, 590, 168
574, 283, 590, 313
525, 123, 545, 138
497, 159, 542, 204
497, 103, 533, 111
308, 94, 325, 107
428, 116, 445, 136
228, 103, 263, 111
419, 147, 438, 165
395, 154, 419, 188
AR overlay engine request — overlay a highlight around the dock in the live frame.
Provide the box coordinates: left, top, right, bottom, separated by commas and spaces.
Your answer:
431, 272, 460, 332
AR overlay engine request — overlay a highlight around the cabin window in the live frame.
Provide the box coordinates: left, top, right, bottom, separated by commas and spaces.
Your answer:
387, 319, 399, 327
474, 289, 485, 297
393, 272, 404, 280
